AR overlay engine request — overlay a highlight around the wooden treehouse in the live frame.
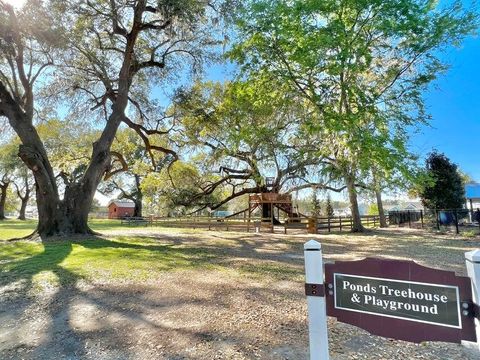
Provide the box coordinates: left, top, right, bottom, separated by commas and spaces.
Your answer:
245, 178, 302, 231
218, 177, 307, 232
246, 192, 305, 231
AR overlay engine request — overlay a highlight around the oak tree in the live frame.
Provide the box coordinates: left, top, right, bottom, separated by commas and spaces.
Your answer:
0, 0, 224, 236
230, 0, 477, 231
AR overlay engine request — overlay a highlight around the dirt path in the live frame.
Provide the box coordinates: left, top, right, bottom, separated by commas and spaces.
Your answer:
1, 227, 479, 359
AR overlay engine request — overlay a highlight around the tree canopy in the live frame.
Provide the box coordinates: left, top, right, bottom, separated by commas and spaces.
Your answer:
170, 79, 342, 211
228, 0, 477, 230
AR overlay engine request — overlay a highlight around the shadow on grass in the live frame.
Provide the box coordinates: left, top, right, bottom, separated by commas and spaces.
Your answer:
0, 236, 220, 289
0, 236, 215, 358
0, 233, 308, 299
0, 234, 308, 359
0, 241, 76, 287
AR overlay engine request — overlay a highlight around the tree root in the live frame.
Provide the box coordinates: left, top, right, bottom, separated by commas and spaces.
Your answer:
5, 227, 101, 242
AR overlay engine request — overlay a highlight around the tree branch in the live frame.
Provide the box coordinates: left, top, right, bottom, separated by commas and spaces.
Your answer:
104, 151, 129, 180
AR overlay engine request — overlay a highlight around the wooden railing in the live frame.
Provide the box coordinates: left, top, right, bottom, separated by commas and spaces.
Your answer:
116, 213, 393, 234
249, 193, 292, 203
120, 217, 149, 226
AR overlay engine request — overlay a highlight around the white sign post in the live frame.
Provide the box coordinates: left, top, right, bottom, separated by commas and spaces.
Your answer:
466, 249, 480, 351
304, 243, 480, 357
304, 240, 329, 360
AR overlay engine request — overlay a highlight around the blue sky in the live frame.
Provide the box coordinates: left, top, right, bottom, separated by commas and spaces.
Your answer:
410, 36, 480, 182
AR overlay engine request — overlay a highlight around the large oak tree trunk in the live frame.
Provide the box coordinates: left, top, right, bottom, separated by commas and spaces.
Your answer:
18, 197, 28, 220
13, 109, 123, 237
2, 82, 64, 234
375, 189, 388, 228
346, 174, 364, 232
133, 175, 143, 217
32, 143, 115, 236
0, 182, 8, 220
39, 113, 123, 236
0, 4, 139, 238
134, 195, 143, 218
16, 130, 93, 236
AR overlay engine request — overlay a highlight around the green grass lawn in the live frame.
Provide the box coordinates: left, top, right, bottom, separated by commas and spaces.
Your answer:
1, 219, 207, 287
0, 218, 133, 240
0, 219, 38, 240
0, 234, 222, 289
0, 218, 305, 291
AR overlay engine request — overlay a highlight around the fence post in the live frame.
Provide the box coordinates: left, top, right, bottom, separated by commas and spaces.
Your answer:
407, 210, 411, 228
436, 209, 440, 230
271, 205, 274, 234
465, 249, 480, 351
470, 199, 474, 222
454, 210, 459, 235
304, 240, 329, 360
420, 210, 424, 229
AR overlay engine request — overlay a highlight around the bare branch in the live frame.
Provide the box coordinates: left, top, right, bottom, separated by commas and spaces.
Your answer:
122, 115, 178, 168
104, 151, 129, 180
107, 0, 128, 38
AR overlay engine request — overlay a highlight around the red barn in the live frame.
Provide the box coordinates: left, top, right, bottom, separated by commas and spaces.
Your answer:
108, 200, 135, 219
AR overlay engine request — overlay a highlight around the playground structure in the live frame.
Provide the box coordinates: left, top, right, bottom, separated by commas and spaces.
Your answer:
124, 185, 397, 233
245, 192, 302, 231
206, 191, 304, 233
220, 177, 306, 232
117, 179, 424, 233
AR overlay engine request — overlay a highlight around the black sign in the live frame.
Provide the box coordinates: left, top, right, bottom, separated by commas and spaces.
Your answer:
334, 273, 461, 328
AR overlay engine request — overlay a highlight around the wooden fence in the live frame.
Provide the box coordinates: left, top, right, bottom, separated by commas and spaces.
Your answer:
118, 213, 399, 234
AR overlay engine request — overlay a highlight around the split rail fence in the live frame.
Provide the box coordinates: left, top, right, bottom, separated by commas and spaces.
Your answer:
117, 212, 426, 234
117, 208, 480, 235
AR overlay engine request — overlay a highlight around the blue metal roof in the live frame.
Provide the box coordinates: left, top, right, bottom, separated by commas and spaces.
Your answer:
465, 183, 480, 200
214, 210, 233, 217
